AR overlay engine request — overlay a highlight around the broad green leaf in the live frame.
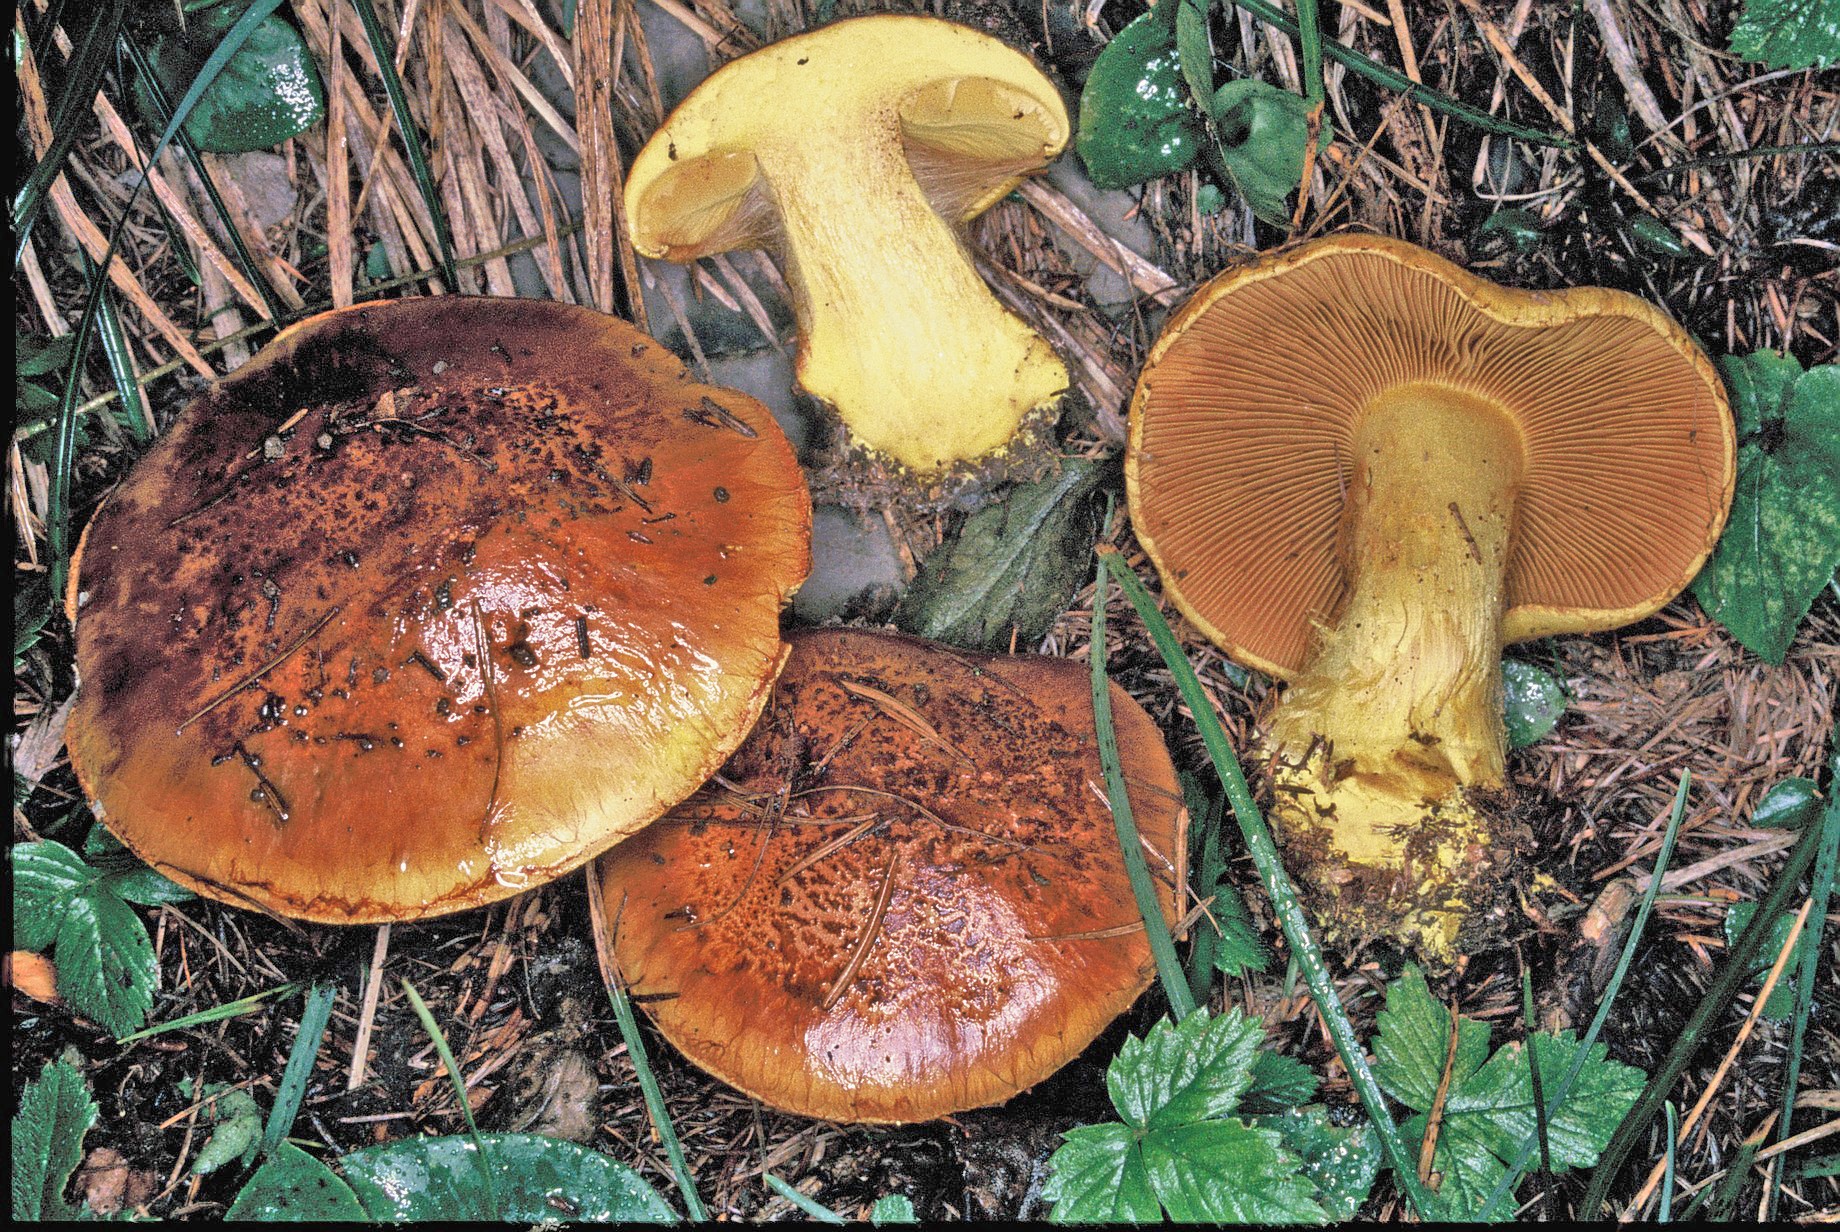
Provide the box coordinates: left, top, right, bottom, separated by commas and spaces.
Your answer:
892, 459, 1109, 652
132, 2, 326, 153
1042, 1123, 1161, 1223
192, 1086, 263, 1175
1501, 659, 1566, 748
338, 1133, 676, 1222
12, 1056, 98, 1220
1477, 208, 1544, 254
1691, 353, 1840, 663
1454, 1032, 1643, 1171
1752, 776, 1823, 829
85, 826, 194, 906
1105, 1009, 1265, 1129
1209, 882, 1270, 977
1254, 1105, 1382, 1221
1076, 13, 1202, 188
869, 1193, 917, 1224
1723, 901, 1810, 1020
226, 1142, 367, 1221
1240, 1051, 1318, 1114
54, 891, 157, 1038
1206, 79, 1327, 225
1372, 966, 1492, 1112
12, 840, 98, 952
1140, 1119, 1325, 1222
1730, 0, 1840, 69
1401, 1110, 1512, 1221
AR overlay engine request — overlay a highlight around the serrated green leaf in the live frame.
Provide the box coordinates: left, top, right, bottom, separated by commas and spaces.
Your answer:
1076, 13, 1203, 189
1691, 353, 1840, 663
1373, 966, 1493, 1112
55, 891, 157, 1038
1402, 1111, 1512, 1221
1502, 658, 1567, 748
1723, 901, 1809, 1020
1253, 1105, 1381, 1221
1206, 79, 1327, 225
12, 841, 98, 951
338, 1133, 675, 1222
11, 1057, 98, 1221
869, 1193, 917, 1224
131, 2, 325, 154
192, 1086, 263, 1175
1042, 1123, 1161, 1223
892, 459, 1110, 652
1752, 776, 1823, 829
1240, 1051, 1318, 1114
1106, 1009, 1265, 1129
1209, 882, 1271, 977
226, 1142, 367, 1221
1141, 1119, 1326, 1222
1730, 0, 1840, 69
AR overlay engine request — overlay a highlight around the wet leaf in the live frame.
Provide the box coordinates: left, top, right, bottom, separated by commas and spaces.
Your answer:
1722, 901, 1810, 1021
1730, 0, 1840, 70
84, 826, 195, 906
337, 1133, 676, 1222
11, 1056, 97, 1220
1205, 79, 1326, 225
11, 840, 159, 1037
192, 1086, 263, 1175
893, 459, 1110, 652
1252, 1106, 1381, 1221
226, 1143, 366, 1221
1239, 1053, 1317, 1114
1208, 883, 1270, 978
1477, 208, 1543, 255
1076, 13, 1202, 189
870, 1193, 917, 1224
1625, 214, 1687, 257
1752, 777, 1822, 829
131, 1, 325, 153
1501, 659, 1566, 748
1691, 352, 1840, 663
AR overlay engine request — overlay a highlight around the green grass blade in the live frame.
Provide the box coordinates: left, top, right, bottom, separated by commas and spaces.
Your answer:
13, 0, 125, 268
401, 977, 501, 1220
1183, 781, 1228, 1007
599, 928, 709, 1221
346, 0, 460, 290
115, 981, 305, 1044
1294, 0, 1324, 107
765, 1174, 847, 1224
1091, 551, 1198, 1020
87, 268, 153, 444
1095, 546, 1434, 1219
260, 981, 336, 1156
1768, 727, 1838, 1221
1228, 0, 1573, 148
1579, 789, 1830, 1218
1521, 967, 1551, 1176
1478, 771, 1691, 1218
1659, 1101, 1678, 1221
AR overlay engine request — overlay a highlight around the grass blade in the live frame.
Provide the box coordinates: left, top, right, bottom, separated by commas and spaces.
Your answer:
1767, 729, 1838, 1220
1294, 0, 1323, 107
1229, 0, 1573, 148
1094, 545, 1434, 1218
765, 1174, 847, 1223
1183, 779, 1228, 1007
401, 977, 500, 1220
1659, 1100, 1678, 1221
87, 265, 153, 444
1578, 785, 1831, 1217
346, 0, 460, 290
12, 0, 125, 268
260, 980, 336, 1155
115, 981, 304, 1044
1521, 967, 1551, 1176
1091, 549, 1196, 1020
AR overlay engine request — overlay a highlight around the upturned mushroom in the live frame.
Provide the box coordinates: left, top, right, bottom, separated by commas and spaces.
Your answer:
66, 297, 811, 923
597, 627, 1183, 1123
623, 15, 1070, 476
1126, 235, 1734, 962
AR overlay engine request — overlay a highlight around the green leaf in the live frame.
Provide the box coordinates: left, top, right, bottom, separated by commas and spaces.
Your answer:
85, 826, 195, 906
892, 459, 1110, 652
1253, 1105, 1382, 1221
1723, 901, 1809, 1020
1141, 1119, 1325, 1222
12, 840, 99, 952
1076, 13, 1203, 188
1752, 776, 1823, 829
11, 1056, 98, 1221
1241, 1051, 1319, 1114
1373, 966, 1493, 1113
1691, 353, 1840, 663
338, 1133, 676, 1222
10, 839, 158, 1037
192, 1086, 263, 1175
14, 571, 55, 659
226, 1142, 367, 1221
1106, 1009, 1265, 1129
1730, 0, 1840, 69
1501, 658, 1567, 748
1206, 881, 1271, 978
131, 2, 325, 154
1043, 1123, 1161, 1222
1206, 79, 1327, 225
1477, 208, 1544, 255
869, 1193, 917, 1224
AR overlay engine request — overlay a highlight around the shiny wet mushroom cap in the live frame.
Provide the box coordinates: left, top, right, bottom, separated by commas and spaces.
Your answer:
67, 297, 811, 923
597, 627, 1184, 1123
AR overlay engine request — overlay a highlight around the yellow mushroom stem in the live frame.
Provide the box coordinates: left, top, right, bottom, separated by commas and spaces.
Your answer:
1263, 384, 1526, 963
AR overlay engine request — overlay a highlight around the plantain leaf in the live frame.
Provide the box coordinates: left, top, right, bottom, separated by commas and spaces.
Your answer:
1076, 13, 1203, 189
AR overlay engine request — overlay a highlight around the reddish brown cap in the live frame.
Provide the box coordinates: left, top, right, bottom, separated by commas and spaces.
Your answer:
1126, 234, 1735, 678
597, 627, 1183, 1123
67, 297, 811, 923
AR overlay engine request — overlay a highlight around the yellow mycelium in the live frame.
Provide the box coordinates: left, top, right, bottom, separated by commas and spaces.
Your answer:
1263, 386, 1525, 962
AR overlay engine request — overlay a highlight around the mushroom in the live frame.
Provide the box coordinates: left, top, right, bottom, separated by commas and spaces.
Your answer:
596, 627, 1183, 1123
623, 15, 1070, 476
66, 297, 811, 923
1126, 234, 1734, 961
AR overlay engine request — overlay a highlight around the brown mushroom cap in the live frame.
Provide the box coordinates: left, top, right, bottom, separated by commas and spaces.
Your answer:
67, 297, 811, 923
1126, 234, 1735, 678
597, 627, 1183, 1123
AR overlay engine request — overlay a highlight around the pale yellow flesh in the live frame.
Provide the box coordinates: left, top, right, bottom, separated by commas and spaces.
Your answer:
1265, 386, 1523, 962
624, 17, 1070, 473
